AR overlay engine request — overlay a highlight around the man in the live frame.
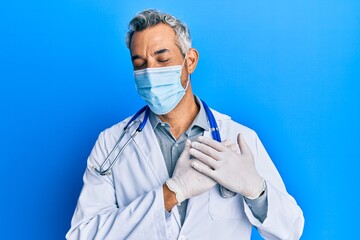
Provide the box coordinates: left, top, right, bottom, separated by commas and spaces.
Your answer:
67, 9, 304, 239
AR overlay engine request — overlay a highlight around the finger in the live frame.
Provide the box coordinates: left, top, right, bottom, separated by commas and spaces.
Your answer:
191, 160, 216, 179
191, 141, 221, 160
228, 143, 240, 153
178, 139, 191, 162
221, 139, 240, 153
189, 148, 218, 169
237, 133, 252, 156
197, 136, 228, 152
221, 139, 233, 147
185, 139, 191, 149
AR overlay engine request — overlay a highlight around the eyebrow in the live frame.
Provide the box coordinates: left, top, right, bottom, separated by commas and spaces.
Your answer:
131, 48, 170, 62
154, 48, 169, 55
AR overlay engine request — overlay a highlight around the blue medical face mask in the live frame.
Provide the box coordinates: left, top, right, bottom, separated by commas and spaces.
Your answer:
133, 57, 189, 115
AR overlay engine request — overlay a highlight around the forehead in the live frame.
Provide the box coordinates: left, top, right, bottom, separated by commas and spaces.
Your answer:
130, 23, 179, 54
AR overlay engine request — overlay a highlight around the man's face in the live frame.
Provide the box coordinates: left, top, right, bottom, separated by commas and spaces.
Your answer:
130, 23, 188, 83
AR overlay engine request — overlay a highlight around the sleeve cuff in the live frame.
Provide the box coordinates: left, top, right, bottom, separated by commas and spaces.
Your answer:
244, 182, 268, 223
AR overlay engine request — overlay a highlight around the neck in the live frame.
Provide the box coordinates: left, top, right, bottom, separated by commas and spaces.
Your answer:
158, 92, 199, 139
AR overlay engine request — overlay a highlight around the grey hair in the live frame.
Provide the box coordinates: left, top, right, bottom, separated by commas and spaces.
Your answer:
126, 9, 192, 55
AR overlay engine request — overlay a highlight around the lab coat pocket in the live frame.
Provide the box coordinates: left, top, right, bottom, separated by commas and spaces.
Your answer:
208, 186, 245, 220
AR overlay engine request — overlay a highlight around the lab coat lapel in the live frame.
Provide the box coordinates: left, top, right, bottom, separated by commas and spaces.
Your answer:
183, 113, 226, 226
133, 118, 169, 184
133, 117, 183, 228
180, 128, 213, 227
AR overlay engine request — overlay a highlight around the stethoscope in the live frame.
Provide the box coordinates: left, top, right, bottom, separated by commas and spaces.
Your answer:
94, 99, 236, 198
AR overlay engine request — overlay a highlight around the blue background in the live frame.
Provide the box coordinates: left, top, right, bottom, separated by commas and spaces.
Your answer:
1, 0, 359, 239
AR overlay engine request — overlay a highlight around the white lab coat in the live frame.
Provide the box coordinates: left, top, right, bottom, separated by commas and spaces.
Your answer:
67, 109, 304, 240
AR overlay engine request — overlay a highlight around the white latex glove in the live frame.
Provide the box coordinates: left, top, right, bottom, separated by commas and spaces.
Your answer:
189, 134, 265, 199
166, 140, 216, 204
221, 139, 240, 153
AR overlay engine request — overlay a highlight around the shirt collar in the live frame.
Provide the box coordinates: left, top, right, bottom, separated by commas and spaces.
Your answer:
148, 95, 209, 132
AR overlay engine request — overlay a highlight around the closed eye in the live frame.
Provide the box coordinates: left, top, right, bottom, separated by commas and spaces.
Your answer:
133, 59, 146, 69
158, 59, 169, 63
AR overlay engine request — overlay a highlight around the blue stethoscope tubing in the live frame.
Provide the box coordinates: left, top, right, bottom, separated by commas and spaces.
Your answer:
201, 100, 236, 198
94, 100, 236, 198
201, 100, 221, 142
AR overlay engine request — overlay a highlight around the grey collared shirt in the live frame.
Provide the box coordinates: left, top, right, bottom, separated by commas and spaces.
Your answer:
149, 101, 208, 178
149, 96, 268, 225
149, 98, 208, 225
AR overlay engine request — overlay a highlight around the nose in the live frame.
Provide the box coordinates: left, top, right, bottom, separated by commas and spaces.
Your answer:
146, 58, 158, 69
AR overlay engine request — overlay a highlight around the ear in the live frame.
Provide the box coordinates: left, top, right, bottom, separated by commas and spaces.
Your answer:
185, 48, 199, 74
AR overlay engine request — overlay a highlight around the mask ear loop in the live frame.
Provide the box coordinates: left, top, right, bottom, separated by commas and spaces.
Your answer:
181, 53, 190, 90
181, 53, 188, 69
